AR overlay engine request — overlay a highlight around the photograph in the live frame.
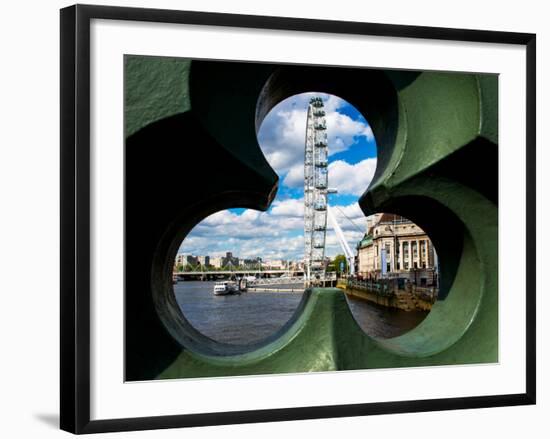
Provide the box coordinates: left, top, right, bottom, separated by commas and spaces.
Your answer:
56, 3, 537, 433
0, 0, 544, 437
124, 55, 499, 381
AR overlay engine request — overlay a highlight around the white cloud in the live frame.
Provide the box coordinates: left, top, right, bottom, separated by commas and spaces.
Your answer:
257, 94, 376, 179
179, 201, 372, 261
323, 94, 346, 112
327, 158, 377, 196
270, 198, 304, 217
201, 210, 236, 226
325, 111, 374, 155
284, 157, 376, 194
282, 164, 304, 188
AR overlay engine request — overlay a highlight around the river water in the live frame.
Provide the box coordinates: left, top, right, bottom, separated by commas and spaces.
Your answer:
174, 281, 428, 345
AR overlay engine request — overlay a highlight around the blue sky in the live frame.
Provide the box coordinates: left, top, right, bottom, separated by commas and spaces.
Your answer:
179, 93, 378, 261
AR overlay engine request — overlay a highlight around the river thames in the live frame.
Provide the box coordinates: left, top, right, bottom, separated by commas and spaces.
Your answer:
174, 281, 429, 345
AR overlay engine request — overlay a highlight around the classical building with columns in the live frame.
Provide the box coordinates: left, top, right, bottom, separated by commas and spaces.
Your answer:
356, 214, 438, 286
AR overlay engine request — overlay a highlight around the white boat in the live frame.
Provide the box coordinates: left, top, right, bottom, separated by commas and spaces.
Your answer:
213, 281, 239, 296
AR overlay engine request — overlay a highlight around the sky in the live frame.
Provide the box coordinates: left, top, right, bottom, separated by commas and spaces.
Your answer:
178, 93, 378, 261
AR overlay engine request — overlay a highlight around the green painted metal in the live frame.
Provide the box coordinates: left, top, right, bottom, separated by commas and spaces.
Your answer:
124, 55, 192, 138
385, 72, 480, 186
124, 57, 498, 380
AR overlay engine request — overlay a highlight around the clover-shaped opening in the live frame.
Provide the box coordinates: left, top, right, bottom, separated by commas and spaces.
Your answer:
139, 59, 489, 367
173, 92, 384, 346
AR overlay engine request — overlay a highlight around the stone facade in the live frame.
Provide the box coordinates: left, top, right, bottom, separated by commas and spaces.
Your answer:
356, 214, 438, 285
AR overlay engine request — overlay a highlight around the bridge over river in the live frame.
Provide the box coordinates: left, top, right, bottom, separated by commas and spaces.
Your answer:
173, 269, 305, 281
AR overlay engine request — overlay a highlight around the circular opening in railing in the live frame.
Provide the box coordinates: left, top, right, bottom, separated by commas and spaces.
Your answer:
174, 92, 378, 346
343, 213, 440, 339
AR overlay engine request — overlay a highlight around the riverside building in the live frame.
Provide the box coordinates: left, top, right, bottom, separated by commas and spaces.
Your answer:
356, 214, 438, 286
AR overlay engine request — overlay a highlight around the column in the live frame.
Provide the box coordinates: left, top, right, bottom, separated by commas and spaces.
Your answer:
422, 239, 428, 268
426, 240, 431, 267
416, 239, 420, 268
399, 240, 404, 271
408, 240, 412, 270
390, 243, 395, 272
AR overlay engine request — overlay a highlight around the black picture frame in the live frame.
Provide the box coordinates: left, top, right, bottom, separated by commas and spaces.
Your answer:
60, 4, 536, 434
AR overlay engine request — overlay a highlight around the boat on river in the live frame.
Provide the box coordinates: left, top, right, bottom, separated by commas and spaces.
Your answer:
213, 281, 239, 296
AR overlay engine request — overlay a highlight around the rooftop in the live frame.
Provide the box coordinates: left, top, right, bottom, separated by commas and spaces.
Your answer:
357, 234, 373, 249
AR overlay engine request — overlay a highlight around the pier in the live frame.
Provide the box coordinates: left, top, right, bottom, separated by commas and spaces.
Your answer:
173, 271, 337, 292
338, 278, 437, 312
246, 274, 336, 292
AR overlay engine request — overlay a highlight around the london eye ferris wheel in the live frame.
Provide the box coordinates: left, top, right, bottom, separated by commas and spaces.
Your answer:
304, 97, 330, 285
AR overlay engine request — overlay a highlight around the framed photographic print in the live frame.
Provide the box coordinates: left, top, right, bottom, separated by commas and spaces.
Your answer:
60, 4, 536, 434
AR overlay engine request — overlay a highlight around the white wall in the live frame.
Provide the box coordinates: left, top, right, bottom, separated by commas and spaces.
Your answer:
0, 0, 547, 437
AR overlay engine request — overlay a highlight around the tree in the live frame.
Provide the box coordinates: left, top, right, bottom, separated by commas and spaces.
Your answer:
331, 254, 348, 274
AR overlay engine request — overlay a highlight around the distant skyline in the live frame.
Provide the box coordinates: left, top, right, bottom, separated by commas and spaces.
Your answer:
179, 93, 378, 261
